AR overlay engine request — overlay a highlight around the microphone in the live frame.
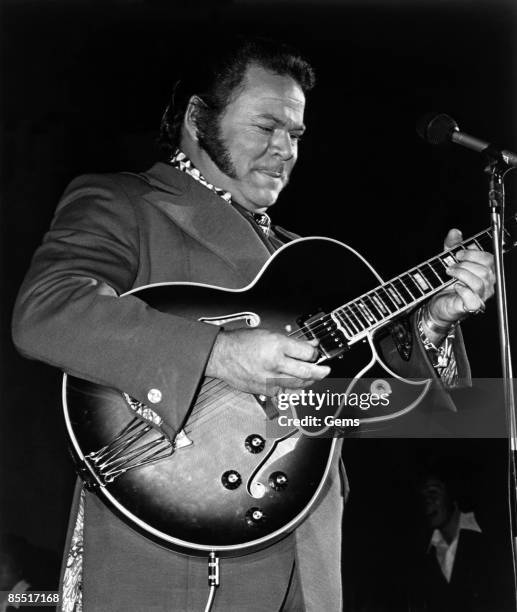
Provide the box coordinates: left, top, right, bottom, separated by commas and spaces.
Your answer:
416, 113, 517, 168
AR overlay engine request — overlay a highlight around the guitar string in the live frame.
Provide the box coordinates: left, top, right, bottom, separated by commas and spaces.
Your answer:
181, 317, 354, 431
150, 228, 501, 435
182, 319, 354, 430
182, 328, 342, 431
194, 231, 494, 417
94, 227, 512, 462
292, 231, 492, 342
183, 292, 421, 432
183, 391, 247, 435
178, 231, 496, 430
285, 228, 495, 342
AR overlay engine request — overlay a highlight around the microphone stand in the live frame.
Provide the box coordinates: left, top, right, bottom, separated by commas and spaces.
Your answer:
485, 157, 517, 590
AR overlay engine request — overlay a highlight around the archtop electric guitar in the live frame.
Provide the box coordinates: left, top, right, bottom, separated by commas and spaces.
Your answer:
63, 218, 516, 556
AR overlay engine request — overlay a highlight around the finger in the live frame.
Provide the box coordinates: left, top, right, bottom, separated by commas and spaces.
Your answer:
305, 338, 321, 362
456, 249, 494, 267
455, 251, 495, 289
446, 265, 485, 297
450, 259, 492, 282
283, 337, 320, 362
266, 381, 304, 398
454, 283, 486, 312
278, 357, 330, 381
446, 262, 493, 300
443, 228, 463, 250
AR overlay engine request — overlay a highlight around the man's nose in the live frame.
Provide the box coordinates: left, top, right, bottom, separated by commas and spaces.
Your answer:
270, 130, 295, 161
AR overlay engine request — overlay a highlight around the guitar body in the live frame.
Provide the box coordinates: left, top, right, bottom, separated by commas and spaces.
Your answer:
63, 237, 430, 556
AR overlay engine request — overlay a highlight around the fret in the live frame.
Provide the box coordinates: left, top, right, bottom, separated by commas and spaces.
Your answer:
334, 310, 353, 338
476, 226, 513, 252
356, 299, 378, 324
364, 293, 386, 318
383, 283, 407, 307
475, 232, 492, 250
410, 269, 433, 293
395, 277, 416, 301
330, 219, 516, 341
425, 261, 444, 284
370, 290, 393, 316
406, 272, 427, 295
389, 283, 408, 307
438, 252, 457, 268
420, 264, 441, 289
470, 237, 484, 251
428, 259, 449, 283
342, 305, 363, 334
347, 302, 370, 329
340, 311, 355, 338
365, 297, 382, 321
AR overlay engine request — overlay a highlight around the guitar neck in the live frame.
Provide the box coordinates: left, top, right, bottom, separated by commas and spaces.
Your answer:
331, 221, 515, 342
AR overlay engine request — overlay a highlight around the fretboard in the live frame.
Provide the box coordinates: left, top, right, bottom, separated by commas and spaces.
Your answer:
330, 222, 514, 342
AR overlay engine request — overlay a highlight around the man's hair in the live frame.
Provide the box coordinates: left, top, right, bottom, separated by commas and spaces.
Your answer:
158, 36, 315, 154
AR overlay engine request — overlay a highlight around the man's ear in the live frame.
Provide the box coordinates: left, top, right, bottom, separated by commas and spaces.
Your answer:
183, 95, 205, 142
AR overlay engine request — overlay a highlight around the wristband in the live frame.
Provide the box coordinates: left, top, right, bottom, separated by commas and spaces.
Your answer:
420, 303, 455, 336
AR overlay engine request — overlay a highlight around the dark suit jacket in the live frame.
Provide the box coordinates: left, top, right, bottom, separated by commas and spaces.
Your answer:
410, 529, 508, 612
12, 162, 468, 611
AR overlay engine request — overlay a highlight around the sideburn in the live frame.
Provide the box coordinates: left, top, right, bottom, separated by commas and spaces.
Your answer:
196, 106, 238, 179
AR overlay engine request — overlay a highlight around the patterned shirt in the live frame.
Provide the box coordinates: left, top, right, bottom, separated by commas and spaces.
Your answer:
170, 149, 273, 236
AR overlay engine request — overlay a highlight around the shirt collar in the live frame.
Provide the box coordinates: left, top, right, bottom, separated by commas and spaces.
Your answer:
428, 511, 482, 552
169, 148, 272, 237
458, 510, 482, 533
169, 149, 232, 203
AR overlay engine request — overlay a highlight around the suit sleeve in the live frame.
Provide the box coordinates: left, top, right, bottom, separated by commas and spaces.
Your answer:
11, 174, 219, 437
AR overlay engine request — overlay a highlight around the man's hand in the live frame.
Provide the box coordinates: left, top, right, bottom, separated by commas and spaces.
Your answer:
205, 328, 330, 396
427, 228, 495, 327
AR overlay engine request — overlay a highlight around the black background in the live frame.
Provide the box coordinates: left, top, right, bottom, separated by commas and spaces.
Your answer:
1, 0, 516, 608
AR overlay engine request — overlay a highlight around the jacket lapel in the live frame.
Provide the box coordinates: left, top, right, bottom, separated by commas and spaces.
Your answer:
139, 162, 272, 284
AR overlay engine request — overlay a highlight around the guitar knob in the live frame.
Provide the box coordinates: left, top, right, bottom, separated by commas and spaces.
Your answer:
245, 434, 265, 453
245, 507, 266, 526
269, 471, 288, 491
221, 470, 241, 490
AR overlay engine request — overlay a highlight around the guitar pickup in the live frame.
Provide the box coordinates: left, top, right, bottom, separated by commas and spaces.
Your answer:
296, 308, 326, 341
297, 309, 349, 361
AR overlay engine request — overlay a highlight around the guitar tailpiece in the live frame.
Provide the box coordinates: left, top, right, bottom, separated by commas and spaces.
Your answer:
86, 416, 173, 484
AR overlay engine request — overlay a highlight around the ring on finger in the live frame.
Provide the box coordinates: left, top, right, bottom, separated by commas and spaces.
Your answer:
462, 299, 486, 315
